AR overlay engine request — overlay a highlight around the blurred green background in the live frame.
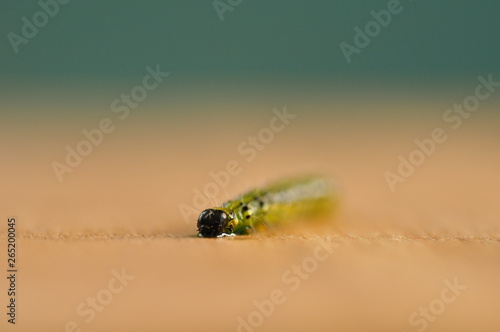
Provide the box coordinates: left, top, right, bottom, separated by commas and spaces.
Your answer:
2, 1, 499, 91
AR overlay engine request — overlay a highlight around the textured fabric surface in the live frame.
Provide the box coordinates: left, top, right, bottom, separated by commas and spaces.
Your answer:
1, 100, 499, 331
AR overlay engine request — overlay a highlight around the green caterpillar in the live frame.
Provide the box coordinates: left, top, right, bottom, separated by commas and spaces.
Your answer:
197, 175, 336, 237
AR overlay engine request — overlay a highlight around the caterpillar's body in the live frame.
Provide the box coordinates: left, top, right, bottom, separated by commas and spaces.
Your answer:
197, 175, 336, 237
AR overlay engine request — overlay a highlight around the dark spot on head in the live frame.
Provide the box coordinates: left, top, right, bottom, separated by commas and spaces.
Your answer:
242, 205, 249, 211
246, 215, 250, 219
197, 209, 229, 237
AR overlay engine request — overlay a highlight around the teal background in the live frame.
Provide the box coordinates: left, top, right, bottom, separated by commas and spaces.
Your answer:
2, 1, 499, 83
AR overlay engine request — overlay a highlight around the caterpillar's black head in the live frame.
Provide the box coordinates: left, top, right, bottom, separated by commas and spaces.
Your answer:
197, 209, 232, 237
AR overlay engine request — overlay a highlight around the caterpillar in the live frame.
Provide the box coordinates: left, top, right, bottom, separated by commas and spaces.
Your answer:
197, 175, 336, 237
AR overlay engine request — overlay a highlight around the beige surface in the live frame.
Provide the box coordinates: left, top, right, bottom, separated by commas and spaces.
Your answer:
1, 98, 499, 331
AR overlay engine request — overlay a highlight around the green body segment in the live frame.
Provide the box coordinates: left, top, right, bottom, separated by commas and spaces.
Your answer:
219, 175, 336, 235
